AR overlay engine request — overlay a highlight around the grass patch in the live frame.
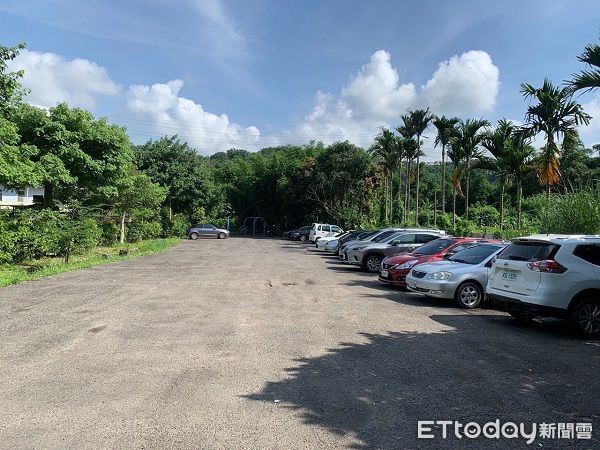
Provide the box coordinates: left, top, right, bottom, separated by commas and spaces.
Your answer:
0, 238, 181, 288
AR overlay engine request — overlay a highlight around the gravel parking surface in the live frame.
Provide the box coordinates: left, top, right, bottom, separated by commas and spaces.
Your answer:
0, 237, 598, 448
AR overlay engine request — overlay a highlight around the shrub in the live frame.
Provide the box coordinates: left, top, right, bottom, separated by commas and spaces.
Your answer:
469, 204, 500, 228
127, 220, 163, 243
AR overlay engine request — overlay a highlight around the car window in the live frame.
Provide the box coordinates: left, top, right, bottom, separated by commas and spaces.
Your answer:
497, 242, 560, 262
446, 243, 476, 256
207, 224, 216, 229
417, 234, 438, 243
413, 238, 455, 255
448, 244, 503, 265
371, 230, 395, 242
573, 244, 600, 266
331, 226, 341, 232
322, 225, 331, 232
393, 234, 416, 244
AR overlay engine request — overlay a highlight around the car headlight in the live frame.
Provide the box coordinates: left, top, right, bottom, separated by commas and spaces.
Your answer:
396, 260, 417, 269
425, 271, 453, 280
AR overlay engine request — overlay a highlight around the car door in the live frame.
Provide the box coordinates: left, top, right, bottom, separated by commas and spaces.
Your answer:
321, 225, 331, 238
390, 233, 416, 254
206, 224, 218, 237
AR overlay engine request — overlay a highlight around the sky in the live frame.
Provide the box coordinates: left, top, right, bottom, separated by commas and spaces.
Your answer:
2, 0, 600, 159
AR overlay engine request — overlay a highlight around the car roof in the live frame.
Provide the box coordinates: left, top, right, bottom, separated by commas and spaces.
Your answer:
511, 234, 600, 244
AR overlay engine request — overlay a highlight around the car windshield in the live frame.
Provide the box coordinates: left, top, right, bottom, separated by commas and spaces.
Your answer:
371, 230, 396, 242
413, 238, 455, 255
496, 241, 559, 262
357, 231, 376, 240
448, 244, 503, 264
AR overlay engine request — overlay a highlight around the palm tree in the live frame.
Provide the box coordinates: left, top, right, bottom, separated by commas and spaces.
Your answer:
400, 109, 434, 225
432, 116, 459, 215
397, 135, 420, 224
480, 119, 515, 229
394, 135, 406, 223
568, 41, 600, 93
521, 79, 591, 197
370, 128, 398, 223
507, 137, 535, 229
450, 119, 490, 220
446, 139, 464, 228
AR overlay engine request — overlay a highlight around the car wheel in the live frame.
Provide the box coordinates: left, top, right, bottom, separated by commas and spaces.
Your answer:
454, 281, 483, 309
190, 232, 198, 240
507, 308, 537, 323
570, 296, 600, 338
218, 232, 226, 239
300, 235, 307, 242
363, 254, 382, 273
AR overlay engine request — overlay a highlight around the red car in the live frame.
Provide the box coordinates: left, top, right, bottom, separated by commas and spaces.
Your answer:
379, 237, 498, 288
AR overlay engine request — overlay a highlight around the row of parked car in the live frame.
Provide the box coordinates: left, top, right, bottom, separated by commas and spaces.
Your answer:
284, 223, 600, 338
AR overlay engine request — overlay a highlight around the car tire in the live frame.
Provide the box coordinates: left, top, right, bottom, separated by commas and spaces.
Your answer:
570, 296, 600, 338
300, 235, 307, 242
190, 232, 198, 240
454, 281, 483, 309
507, 308, 536, 323
218, 232, 226, 239
363, 254, 382, 273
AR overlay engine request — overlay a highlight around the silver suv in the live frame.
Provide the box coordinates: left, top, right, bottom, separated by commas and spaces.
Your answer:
487, 235, 600, 337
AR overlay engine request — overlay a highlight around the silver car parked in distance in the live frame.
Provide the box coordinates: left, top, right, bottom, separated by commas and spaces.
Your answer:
188, 223, 230, 240
406, 243, 507, 309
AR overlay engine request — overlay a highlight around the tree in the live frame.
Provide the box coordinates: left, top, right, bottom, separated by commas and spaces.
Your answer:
0, 42, 28, 117
369, 128, 398, 223
12, 103, 133, 207
0, 117, 41, 187
114, 172, 167, 243
432, 116, 459, 214
447, 137, 464, 228
521, 79, 591, 197
307, 141, 373, 228
480, 119, 516, 228
450, 119, 490, 220
400, 109, 433, 225
568, 41, 600, 93
135, 136, 214, 220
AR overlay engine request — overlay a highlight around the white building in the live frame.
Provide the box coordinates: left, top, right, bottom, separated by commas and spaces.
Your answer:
0, 185, 45, 208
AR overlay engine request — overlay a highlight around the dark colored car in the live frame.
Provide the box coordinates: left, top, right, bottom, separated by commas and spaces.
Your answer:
288, 225, 311, 242
379, 237, 498, 287
187, 223, 230, 240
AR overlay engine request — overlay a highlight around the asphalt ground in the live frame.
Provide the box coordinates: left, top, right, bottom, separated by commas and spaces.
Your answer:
0, 237, 598, 448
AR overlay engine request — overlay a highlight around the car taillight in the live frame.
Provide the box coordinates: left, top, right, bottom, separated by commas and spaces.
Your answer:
526, 259, 567, 274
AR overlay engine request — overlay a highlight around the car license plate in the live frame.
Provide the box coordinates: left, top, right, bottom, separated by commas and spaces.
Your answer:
381, 269, 388, 277
502, 270, 517, 281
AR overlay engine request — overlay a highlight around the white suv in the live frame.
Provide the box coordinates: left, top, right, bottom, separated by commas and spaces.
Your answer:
487, 235, 600, 337
309, 223, 343, 242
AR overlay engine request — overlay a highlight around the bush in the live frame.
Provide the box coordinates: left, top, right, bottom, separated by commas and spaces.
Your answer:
543, 191, 600, 234
127, 220, 163, 243
163, 213, 190, 238
469, 204, 500, 228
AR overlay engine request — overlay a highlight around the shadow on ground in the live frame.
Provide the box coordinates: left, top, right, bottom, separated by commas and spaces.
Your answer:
244, 314, 599, 449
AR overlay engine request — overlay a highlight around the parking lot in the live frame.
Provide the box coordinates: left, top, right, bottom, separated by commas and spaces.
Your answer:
0, 237, 598, 448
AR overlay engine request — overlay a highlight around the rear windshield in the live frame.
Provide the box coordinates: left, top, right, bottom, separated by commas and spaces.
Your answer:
371, 230, 395, 242
496, 242, 559, 262
448, 244, 503, 264
413, 238, 455, 255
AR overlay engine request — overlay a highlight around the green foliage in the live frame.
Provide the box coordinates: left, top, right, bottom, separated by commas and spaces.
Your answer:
542, 190, 600, 234
0, 42, 28, 116
468, 204, 500, 227
127, 221, 163, 243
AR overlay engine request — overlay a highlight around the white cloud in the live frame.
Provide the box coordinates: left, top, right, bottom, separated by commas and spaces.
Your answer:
8, 49, 120, 109
422, 50, 500, 116
293, 49, 500, 157
125, 79, 266, 154
579, 96, 600, 148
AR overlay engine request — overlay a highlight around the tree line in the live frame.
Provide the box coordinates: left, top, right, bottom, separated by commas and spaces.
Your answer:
1, 41, 600, 265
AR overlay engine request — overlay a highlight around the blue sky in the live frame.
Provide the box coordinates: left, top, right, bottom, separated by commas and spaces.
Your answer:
2, 0, 600, 157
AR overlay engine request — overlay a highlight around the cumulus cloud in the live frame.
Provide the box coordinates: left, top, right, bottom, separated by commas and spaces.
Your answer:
8, 49, 120, 109
579, 96, 600, 147
294, 49, 500, 157
422, 50, 500, 116
125, 79, 265, 154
